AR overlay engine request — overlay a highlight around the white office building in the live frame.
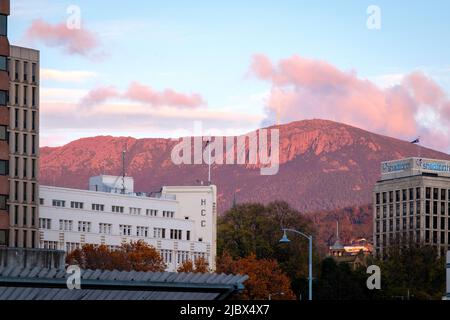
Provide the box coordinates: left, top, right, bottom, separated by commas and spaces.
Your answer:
38, 175, 217, 272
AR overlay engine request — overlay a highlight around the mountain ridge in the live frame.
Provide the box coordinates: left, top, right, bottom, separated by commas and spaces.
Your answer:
40, 119, 450, 215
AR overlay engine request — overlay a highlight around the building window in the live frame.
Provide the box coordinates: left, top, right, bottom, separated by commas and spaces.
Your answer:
39, 198, 44, 205
170, 229, 182, 240
153, 228, 165, 239
0, 230, 8, 246
78, 221, 91, 233
32, 87, 36, 107
32, 63, 37, 83
163, 211, 175, 218
23, 86, 28, 106
92, 203, 104, 211
52, 200, 66, 207
23, 62, 28, 82
0, 56, 6, 71
32, 159, 36, 179
0, 15, 7, 36
137, 226, 149, 237
119, 225, 132, 236
0, 125, 6, 141
129, 207, 141, 215
146, 209, 158, 217
39, 218, 51, 230
99, 223, 112, 235
112, 205, 124, 213
59, 220, 73, 231
186, 231, 191, 241
32, 111, 36, 131
14, 60, 19, 81
70, 201, 84, 209
0, 160, 8, 175
0, 90, 7, 106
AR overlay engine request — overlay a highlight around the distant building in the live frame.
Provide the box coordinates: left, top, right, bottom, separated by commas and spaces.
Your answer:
373, 157, 450, 258
38, 175, 217, 272
329, 222, 372, 270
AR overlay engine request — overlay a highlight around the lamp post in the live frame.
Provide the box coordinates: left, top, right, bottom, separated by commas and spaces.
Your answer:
279, 228, 313, 301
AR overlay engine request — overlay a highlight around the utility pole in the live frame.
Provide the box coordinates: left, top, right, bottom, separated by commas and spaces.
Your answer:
122, 150, 126, 194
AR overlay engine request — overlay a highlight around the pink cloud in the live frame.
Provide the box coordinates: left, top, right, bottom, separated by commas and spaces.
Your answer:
79, 86, 120, 108
250, 54, 450, 152
78, 83, 206, 109
25, 19, 101, 58
124, 82, 205, 108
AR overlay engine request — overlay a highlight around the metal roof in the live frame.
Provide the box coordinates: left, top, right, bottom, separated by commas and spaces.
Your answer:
0, 287, 220, 300
0, 267, 248, 300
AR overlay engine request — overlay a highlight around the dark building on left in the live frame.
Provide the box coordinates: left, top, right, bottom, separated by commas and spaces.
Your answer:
0, 0, 10, 247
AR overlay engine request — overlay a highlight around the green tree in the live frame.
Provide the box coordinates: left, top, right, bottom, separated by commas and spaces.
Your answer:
218, 201, 318, 299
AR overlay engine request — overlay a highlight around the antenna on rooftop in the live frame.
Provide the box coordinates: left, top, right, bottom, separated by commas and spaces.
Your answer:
122, 150, 126, 194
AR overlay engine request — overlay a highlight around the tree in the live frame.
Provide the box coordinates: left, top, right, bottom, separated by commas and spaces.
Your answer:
217, 252, 296, 300
66, 240, 166, 272
315, 257, 372, 300
375, 244, 446, 300
218, 201, 317, 298
177, 257, 210, 273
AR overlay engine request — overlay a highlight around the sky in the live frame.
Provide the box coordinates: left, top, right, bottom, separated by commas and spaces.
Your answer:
8, 0, 450, 152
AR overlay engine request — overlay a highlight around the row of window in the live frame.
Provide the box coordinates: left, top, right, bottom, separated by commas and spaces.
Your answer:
45, 198, 176, 218
12, 109, 38, 131
376, 188, 450, 205
376, 231, 450, 246
10, 85, 38, 107
375, 201, 450, 219
11, 181, 38, 203
11, 132, 38, 155
11, 205, 37, 228
39, 218, 192, 241
9, 228, 38, 249
376, 216, 450, 233
10, 59, 38, 84
11, 157, 38, 180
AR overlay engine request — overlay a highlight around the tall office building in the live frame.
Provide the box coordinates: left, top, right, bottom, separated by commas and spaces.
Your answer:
7, 45, 40, 248
0, 0, 9, 247
373, 157, 450, 258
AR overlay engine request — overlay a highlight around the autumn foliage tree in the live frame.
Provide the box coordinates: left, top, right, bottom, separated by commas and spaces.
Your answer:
66, 240, 166, 272
177, 257, 210, 273
217, 252, 296, 300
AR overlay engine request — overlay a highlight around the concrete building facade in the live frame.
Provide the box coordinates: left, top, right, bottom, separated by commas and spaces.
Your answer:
0, 0, 10, 247
39, 175, 217, 272
373, 157, 450, 257
7, 45, 40, 249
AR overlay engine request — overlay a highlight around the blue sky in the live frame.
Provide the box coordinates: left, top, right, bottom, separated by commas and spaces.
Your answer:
8, 0, 450, 151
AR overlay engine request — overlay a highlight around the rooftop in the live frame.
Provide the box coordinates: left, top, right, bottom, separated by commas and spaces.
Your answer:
0, 266, 248, 300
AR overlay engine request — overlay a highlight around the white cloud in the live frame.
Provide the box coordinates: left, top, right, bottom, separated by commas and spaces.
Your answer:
41, 69, 98, 83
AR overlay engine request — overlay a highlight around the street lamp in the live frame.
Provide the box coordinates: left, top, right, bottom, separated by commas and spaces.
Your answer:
279, 228, 313, 301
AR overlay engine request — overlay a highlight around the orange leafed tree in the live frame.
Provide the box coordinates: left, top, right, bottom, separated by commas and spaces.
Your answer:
177, 257, 210, 273
66, 240, 166, 272
217, 252, 296, 300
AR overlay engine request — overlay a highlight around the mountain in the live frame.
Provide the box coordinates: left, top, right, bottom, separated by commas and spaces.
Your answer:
40, 119, 450, 216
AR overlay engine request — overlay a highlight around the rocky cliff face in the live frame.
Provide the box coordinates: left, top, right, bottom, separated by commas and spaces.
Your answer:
40, 119, 450, 214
